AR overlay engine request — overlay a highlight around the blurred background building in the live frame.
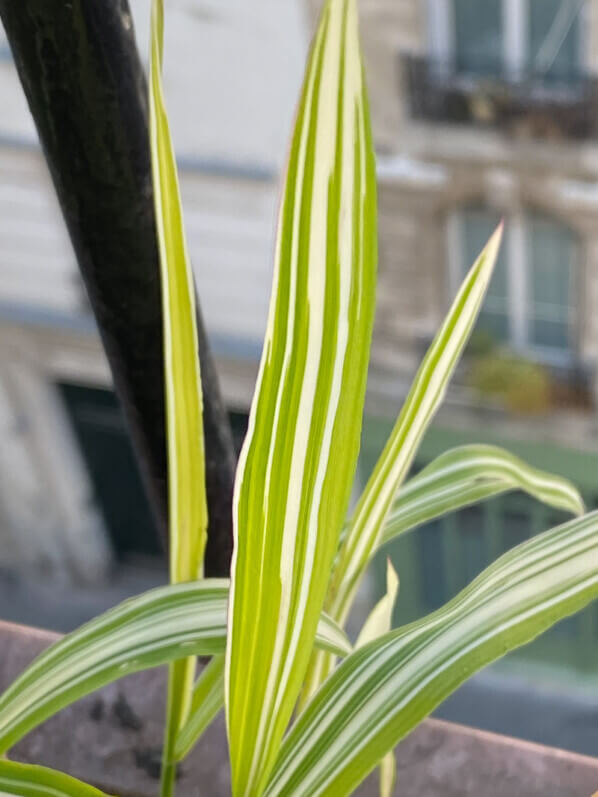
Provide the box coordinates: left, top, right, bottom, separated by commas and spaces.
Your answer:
0, 0, 304, 587
1, 0, 598, 755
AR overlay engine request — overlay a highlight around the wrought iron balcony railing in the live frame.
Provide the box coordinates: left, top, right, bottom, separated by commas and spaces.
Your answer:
402, 54, 598, 141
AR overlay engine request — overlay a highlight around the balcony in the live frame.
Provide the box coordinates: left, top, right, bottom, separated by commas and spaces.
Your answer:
402, 54, 598, 141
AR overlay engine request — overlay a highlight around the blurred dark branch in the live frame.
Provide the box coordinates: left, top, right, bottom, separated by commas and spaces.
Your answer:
0, 0, 235, 576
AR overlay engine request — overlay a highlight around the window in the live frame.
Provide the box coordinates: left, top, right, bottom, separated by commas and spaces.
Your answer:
528, 0, 580, 81
454, 208, 577, 359
417, 520, 447, 611
59, 383, 164, 560
461, 208, 510, 341
59, 381, 251, 562
460, 504, 487, 583
444, 0, 582, 80
454, 0, 503, 75
527, 212, 576, 351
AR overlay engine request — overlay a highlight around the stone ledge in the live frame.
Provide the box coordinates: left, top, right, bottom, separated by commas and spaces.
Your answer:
1, 620, 597, 796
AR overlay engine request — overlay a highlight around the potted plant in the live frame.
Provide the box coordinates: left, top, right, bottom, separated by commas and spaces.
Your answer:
0, 1, 597, 795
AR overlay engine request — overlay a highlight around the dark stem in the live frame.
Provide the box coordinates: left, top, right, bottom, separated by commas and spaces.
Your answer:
0, 0, 235, 576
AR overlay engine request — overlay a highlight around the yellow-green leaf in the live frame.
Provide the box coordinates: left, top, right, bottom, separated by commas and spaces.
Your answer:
302, 225, 503, 705
149, 0, 208, 791
0, 760, 112, 797
355, 560, 399, 797
0, 580, 348, 756
380, 444, 584, 548
149, 0, 207, 588
266, 511, 598, 796
330, 224, 503, 627
355, 559, 399, 650
174, 656, 225, 761
379, 752, 397, 797
225, 0, 377, 792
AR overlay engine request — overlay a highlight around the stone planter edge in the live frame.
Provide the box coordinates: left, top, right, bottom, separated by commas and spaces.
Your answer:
1, 620, 597, 797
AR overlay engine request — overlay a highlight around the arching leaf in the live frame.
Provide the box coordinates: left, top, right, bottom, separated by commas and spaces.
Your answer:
0, 581, 349, 755
266, 512, 598, 796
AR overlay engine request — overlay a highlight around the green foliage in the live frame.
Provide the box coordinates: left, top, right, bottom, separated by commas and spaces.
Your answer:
0, 1, 596, 796
469, 352, 552, 414
380, 443, 584, 549
174, 655, 225, 762
466, 328, 497, 357
149, 0, 209, 791
0, 761, 112, 797
301, 221, 504, 705
265, 512, 598, 796
355, 561, 399, 797
0, 581, 348, 756
224, 0, 377, 790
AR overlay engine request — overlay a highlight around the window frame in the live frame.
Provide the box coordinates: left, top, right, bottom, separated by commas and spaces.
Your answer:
427, 0, 588, 80
447, 207, 580, 365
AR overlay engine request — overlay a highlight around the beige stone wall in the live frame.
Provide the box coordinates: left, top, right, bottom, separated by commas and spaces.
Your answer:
374, 181, 443, 341
371, 203, 443, 386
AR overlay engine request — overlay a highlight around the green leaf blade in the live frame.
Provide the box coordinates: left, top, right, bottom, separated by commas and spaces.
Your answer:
328, 225, 504, 628
355, 560, 399, 796
173, 602, 355, 765
379, 752, 397, 797
149, 0, 207, 588
381, 443, 585, 548
266, 511, 598, 797
225, 0, 377, 792
0, 761, 112, 797
174, 656, 225, 762
0, 581, 346, 756
173, 605, 354, 763
303, 225, 504, 704
0, 580, 227, 756
149, 0, 209, 789
355, 559, 399, 650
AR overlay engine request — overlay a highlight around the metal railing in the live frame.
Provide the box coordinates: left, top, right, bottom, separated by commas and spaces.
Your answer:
402, 54, 598, 140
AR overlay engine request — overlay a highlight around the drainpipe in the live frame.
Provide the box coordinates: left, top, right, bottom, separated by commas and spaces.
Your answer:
0, 0, 235, 577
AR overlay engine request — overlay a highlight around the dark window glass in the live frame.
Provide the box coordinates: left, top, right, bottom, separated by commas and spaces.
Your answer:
418, 521, 447, 612
59, 383, 163, 560
501, 506, 533, 554
528, 0, 581, 82
460, 505, 486, 584
60, 382, 248, 561
462, 207, 510, 343
527, 212, 576, 353
454, 0, 503, 76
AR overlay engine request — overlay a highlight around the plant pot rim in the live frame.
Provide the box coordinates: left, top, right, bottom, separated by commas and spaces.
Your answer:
1, 619, 597, 796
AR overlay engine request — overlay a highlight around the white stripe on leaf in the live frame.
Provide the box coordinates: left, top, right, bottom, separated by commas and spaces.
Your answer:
225, 0, 377, 792
266, 512, 598, 796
